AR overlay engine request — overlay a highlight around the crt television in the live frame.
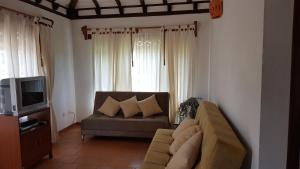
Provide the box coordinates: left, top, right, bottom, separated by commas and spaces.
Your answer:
0, 76, 48, 116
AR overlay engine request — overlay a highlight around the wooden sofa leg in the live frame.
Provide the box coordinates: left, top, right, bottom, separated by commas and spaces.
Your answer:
81, 134, 85, 142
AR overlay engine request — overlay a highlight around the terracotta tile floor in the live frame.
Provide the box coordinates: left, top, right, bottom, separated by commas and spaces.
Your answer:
32, 124, 151, 169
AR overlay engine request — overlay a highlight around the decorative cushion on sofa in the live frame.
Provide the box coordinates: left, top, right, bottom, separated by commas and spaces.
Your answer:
166, 131, 203, 169
169, 125, 201, 155
138, 95, 163, 117
119, 96, 141, 118
98, 96, 120, 117
172, 118, 198, 139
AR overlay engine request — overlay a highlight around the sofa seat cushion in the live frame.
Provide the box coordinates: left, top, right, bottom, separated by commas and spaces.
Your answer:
81, 114, 169, 132
148, 141, 170, 154
141, 162, 165, 169
152, 132, 174, 144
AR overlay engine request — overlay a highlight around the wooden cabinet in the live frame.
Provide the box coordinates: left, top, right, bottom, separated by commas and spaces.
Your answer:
0, 108, 52, 169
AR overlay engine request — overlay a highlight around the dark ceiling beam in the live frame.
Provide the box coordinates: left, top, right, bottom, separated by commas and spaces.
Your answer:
20, 0, 68, 18
92, 0, 101, 15
69, 0, 79, 9
74, 9, 209, 19
163, 0, 168, 5
115, 0, 124, 14
68, 0, 79, 19
52, 2, 59, 10
35, 0, 42, 3
140, 0, 147, 13
77, 1, 209, 10
187, 0, 192, 2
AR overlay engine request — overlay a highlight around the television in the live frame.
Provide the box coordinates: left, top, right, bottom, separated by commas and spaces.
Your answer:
0, 76, 48, 116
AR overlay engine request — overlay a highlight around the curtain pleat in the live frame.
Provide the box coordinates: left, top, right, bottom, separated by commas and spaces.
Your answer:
39, 25, 58, 143
93, 31, 132, 92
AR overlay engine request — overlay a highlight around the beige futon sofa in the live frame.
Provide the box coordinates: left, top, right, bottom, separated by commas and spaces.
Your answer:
141, 101, 247, 169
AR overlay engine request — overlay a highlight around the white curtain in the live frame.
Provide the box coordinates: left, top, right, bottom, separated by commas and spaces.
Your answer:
93, 29, 132, 91
0, 10, 39, 80
165, 26, 196, 123
132, 29, 168, 92
38, 25, 58, 143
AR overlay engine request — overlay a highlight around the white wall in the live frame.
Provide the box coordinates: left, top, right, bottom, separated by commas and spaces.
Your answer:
71, 14, 211, 121
209, 0, 265, 169
259, 0, 294, 168
0, 0, 76, 131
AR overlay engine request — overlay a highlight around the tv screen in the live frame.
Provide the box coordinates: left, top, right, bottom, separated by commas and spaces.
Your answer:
21, 79, 45, 107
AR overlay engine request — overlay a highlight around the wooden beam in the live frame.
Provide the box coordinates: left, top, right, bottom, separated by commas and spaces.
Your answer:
167, 4, 172, 13
115, 0, 123, 14
187, 0, 192, 2
68, 0, 79, 19
74, 9, 209, 19
92, 0, 100, 9
77, 1, 209, 10
52, 2, 59, 10
92, 0, 101, 15
20, 0, 68, 18
35, 0, 42, 3
163, 0, 168, 5
140, 0, 147, 13
69, 0, 78, 9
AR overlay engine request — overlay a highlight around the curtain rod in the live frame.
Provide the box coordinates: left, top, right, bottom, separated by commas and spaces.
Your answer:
0, 5, 54, 27
81, 21, 198, 40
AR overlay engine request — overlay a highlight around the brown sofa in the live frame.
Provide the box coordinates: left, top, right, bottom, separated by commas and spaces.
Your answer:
81, 91, 170, 140
141, 101, 247, 169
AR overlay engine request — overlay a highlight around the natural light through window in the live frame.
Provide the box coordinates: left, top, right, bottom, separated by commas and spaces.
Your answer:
131, 31, 163, 92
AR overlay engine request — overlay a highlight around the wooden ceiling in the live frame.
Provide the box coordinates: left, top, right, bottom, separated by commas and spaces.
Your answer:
20, 0, 210, 19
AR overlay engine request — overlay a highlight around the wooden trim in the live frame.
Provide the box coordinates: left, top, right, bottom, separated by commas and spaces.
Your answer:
20, 0, 68, 18
115, 0, 124, 15
75, 9, 209, 19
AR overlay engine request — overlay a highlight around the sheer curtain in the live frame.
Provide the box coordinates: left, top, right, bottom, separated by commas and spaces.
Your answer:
132, 29, 168, 92
93, 29, 132, 91
38, 25, 58, 143
165, 26, 196, 123
0, 10, 39, 80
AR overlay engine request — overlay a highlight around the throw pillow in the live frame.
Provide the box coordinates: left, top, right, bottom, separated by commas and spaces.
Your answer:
138, 95, 163, 117
169, 125, 201, 155
172, 118, 199, 139
166, 131, 203, 169
120, 96, 141, 118
98, 96, 120, 117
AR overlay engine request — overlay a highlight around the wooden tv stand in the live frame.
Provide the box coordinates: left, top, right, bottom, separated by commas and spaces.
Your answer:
0, 107, 52, 169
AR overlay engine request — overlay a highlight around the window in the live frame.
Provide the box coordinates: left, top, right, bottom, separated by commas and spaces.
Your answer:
131, 30, 168, 92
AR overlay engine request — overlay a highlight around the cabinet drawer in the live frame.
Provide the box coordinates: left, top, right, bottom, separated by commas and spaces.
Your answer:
20, 124, 51, 168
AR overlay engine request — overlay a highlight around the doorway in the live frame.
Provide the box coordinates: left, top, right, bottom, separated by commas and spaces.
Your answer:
287, 0, 300, 169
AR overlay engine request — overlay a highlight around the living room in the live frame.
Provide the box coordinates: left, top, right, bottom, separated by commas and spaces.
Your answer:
0, 0, 296, 169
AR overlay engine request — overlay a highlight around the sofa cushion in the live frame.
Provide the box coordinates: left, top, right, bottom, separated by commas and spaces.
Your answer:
152, 132, 174, 144
138, 95, 163, 117
81, 114, 169, 132
97, 96, 120, 117
155, 129, 174, 136
169, 125, 201, 155
119, 96, 141, 118
148, 141, 170, 154
166, 131, 203, 169
194, 101, 247, 169
172, 118, 198, 138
